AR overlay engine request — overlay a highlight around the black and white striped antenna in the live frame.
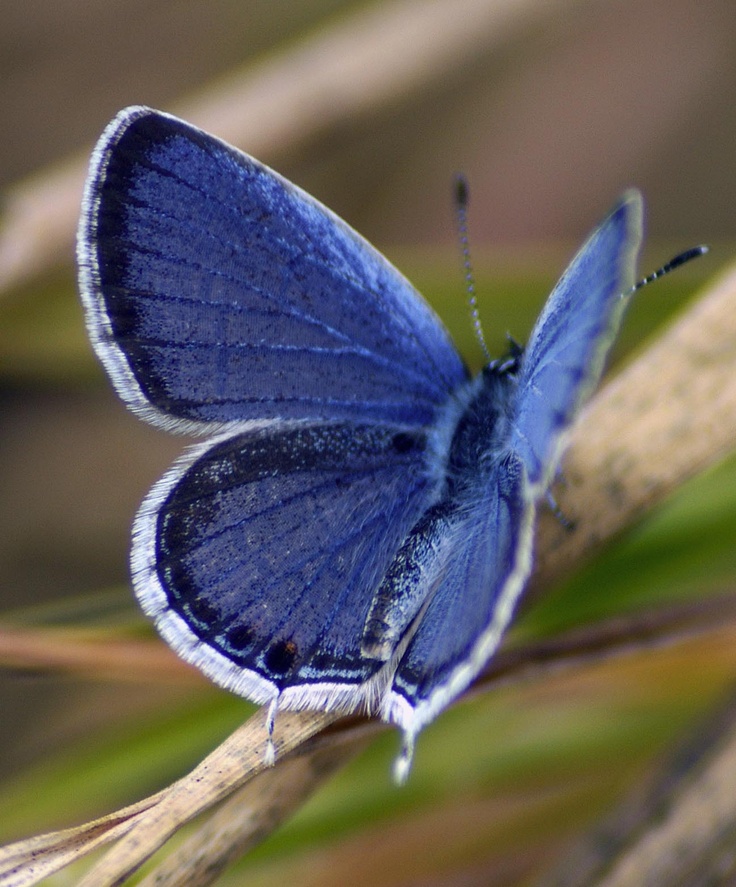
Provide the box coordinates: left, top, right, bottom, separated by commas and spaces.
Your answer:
454, 174, 491, 363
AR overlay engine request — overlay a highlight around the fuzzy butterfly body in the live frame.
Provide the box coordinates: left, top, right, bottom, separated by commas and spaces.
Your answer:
78, 106, 642, 779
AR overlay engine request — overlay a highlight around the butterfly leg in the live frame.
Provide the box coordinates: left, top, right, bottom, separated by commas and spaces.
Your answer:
545, 489, 575, 530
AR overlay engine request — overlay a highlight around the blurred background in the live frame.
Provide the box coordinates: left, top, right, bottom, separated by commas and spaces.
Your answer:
1, 1, 735, 884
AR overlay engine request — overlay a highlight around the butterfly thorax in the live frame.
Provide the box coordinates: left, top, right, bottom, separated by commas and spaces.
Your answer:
445, 360, 520, 496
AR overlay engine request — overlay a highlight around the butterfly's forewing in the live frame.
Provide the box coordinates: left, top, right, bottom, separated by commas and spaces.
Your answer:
78, 106, 468, 435
509, 191, 643, 491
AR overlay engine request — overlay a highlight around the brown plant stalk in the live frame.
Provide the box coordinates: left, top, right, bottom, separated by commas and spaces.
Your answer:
1, 263, 735, 886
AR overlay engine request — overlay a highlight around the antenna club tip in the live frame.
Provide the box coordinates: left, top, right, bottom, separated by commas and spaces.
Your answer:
454, 173, 469, 208
631, 242, 709, 293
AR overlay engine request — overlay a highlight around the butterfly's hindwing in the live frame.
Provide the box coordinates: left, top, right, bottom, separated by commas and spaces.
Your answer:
388, 452, 532, 736
132, 420, 442, 708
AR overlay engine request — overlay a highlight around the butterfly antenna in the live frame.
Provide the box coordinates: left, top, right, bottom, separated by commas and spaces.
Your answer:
455, 174, 491, 363
629, 244, 709, 294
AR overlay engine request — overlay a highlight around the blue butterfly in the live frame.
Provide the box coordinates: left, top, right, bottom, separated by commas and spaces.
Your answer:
77, 106, 643, 780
